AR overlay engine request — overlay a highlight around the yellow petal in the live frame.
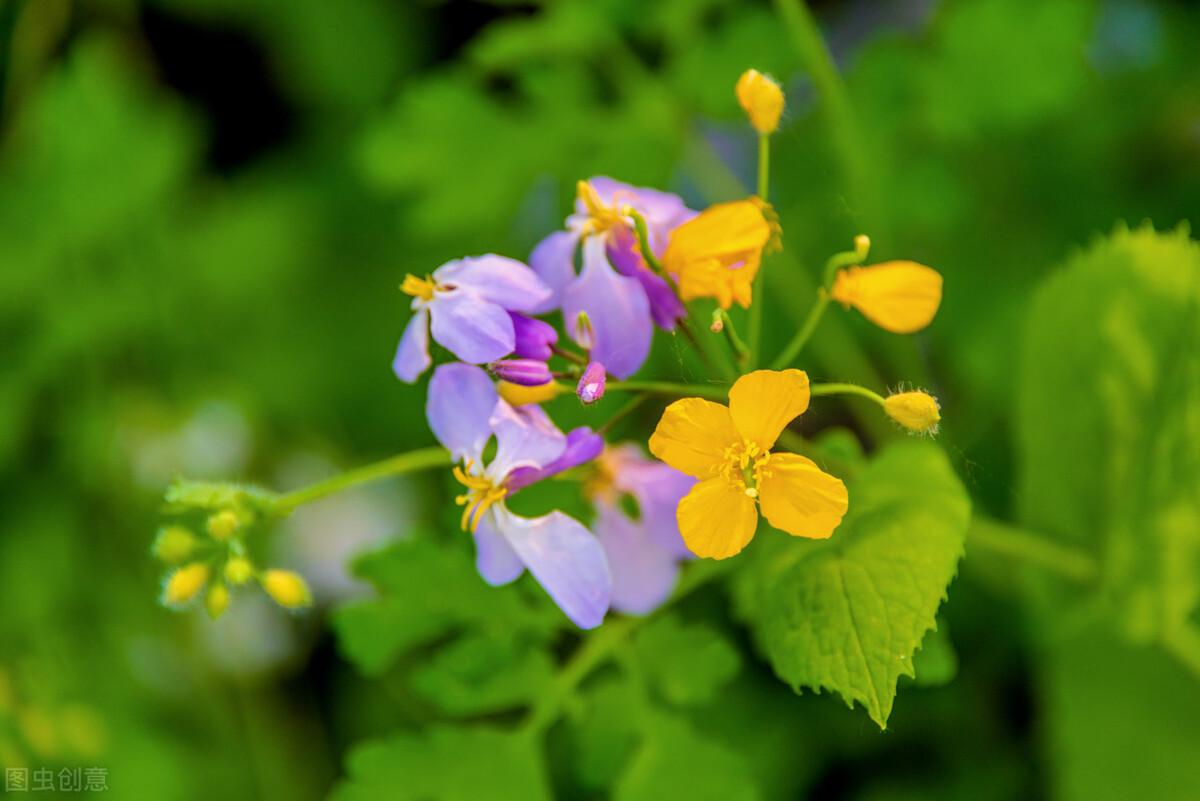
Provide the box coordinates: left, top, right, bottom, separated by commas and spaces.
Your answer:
497, 380, 563, 406
648, 398, 739, 479
757, 453, 848, 539
830, 261, 943, 333
728, 369, 810, 450
677, 477, 760, 559
735, 69, 785, 135
664, 200, 771, 274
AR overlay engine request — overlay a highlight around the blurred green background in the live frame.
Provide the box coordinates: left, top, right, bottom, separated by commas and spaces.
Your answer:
2, 0, 1199, 799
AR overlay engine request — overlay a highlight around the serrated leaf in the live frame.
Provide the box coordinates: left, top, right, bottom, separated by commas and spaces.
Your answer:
735, 440, 970, 728
410, 631, 556, 716
614, 713, 760, 801
332, 539, 552, 675
632, 615, 741, 706
329, 725, 550, 801
1017, 225, 1200, 656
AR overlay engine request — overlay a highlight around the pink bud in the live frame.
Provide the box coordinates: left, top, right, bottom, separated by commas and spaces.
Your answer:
576, 362, 606, 405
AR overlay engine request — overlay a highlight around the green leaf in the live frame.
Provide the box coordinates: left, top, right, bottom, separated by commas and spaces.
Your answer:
333, 539, 552, 675
632, 615, 741, 706
614, 713, 760, 801
410, 631, 556, 716
734, 440, 971, 728
1017, 225, 1200, 656
567, 675, 644, 791
329, 725, 550, 801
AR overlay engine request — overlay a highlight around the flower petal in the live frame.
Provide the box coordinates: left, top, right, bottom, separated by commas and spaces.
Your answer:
474, 511, 525, 585
757, 453, 848, 539
562, 237, 652, 379
426, 363, 497, 462
391, 308, 431, 383
506, 426, 604, 493
676, 478, 759, 559
493, 506, 611, 629
648, 398, 738, 479
429, 290, 515, 364
830, 261, 943, 334
593, 503, 679, 615
434, 255, 552, 312
728, 369, 810, 450
528, 231, 580, 313
487, 400, 566, 481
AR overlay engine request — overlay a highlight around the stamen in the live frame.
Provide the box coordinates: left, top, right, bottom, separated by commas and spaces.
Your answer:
401, 274, 438, 301
452, 461, 508, 532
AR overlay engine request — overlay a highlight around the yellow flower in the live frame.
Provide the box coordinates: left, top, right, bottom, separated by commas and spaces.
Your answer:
649, 369, 848, 559
261, 569, 312, 609
664, 199, 774, 310
497, 380, 563, 406
163, 563, 209, 606
830, 261, 943, 333
884, 390, 941, 435
735, 69, 785, 134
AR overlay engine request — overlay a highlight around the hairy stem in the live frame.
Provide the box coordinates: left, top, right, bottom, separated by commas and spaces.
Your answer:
270, 446, 450, 514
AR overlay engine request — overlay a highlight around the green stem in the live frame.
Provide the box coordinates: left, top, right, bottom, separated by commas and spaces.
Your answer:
770, 240, 867, 370
713, 309, 750, 366
968, 516, 1099, 583
809, 382, 885, 406
270, 447, 450, 514
747, 132, 771, 367
606, 380, 728, 401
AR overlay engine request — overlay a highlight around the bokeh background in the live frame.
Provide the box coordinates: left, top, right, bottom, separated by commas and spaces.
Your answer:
2, 0, 1198, 799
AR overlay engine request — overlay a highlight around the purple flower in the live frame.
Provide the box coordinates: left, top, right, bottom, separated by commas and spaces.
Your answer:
577, 361, 606, 405
426, 363, 611, 629
529, 178, 695, 379
392, 255, 552, 383
506, 426, 604, 493
489, 358, 553, 386
510, 313, 558, 360
590, 444, 695, 615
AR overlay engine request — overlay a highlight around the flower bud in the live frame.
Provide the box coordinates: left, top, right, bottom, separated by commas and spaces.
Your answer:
262, 569, 312, 610
884, 390, 941, 435
163, 563, 209, 606
224, 556, 254, 586
489, 358, 553, 387
830, 261, 943, 333
153, 526, 196, 564
205, 583, 230, 619
497, 380, 563, 407
573, 311, 595, 351
206, 510, 240, 541
576, 362, 607, 405
509, 313, 558, 360
735, 69, 785, 134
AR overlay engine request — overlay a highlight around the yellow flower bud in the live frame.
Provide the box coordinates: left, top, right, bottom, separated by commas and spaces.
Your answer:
736, 69, 785, 134
152, 526, 196, 564
206, 509, 240, 541
163, 563, 209, 606
205, 583, 230, 619
884, 391, 941, 435
830, 261, 943, 333
262, 570, 312, 610
497, 380, 563, 407
224, 556, 254, 586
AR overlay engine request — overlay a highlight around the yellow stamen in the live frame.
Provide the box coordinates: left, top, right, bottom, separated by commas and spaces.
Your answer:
577, 180, 625, 237
401, 274, 438, 302
715, 439, 772, 498
452, 460, 508, 532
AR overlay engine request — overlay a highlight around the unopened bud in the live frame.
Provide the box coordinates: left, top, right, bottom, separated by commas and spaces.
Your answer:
206, 510, 240, 541
497, 380, 563, 407
224, 556, 254, 585
884, 390, 941, 435
573, 311, 595, 351
735, 69, 785, 134
262, 569, 312, 610
205, 584, 230, 619
576, 362, 607, 405
509, 312, 558, 360
153, 526, 196, 564
709, 309, 725, 333
853, 234, 871, 261
489, 358, 553, 387
163, 563, 209, 607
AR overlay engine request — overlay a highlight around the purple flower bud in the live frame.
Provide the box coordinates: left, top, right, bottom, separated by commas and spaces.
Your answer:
489, 358, 553, 386
576, 362, 607, 405
509, 312, 558, 360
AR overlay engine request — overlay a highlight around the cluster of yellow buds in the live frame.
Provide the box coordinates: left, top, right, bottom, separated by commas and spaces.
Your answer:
154, 496, 311, 618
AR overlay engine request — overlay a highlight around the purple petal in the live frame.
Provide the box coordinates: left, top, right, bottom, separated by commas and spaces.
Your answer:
474, 511, 525, 586
493, 506, 611, 629
605, 225, 686, 331
609, 445, 695, 559
510, 312, 558, 360
506, 426, 604, 493
429, 291, 515, 364
584, 177, 694, 253
392, 308, 431, 383
487, 400, 566, 481
426, 363, 498, 462
528, 231, 580, 313
593, 502, 680, 615
562, 237, 652, 379
434, 255, 551, 312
